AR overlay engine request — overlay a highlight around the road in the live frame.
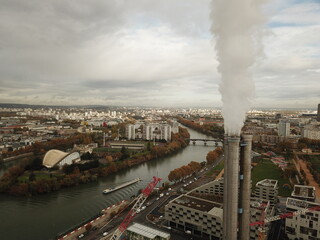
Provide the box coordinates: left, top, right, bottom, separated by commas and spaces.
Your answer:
70, 157, 224, 240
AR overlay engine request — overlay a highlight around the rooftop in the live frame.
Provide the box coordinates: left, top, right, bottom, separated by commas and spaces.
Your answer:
286, 197, 320, 209
172, 195, 222, 212
256, 179, 278, 188
292, 185, 315, 199
250, 198, 270, 211
127, 223, 170, 239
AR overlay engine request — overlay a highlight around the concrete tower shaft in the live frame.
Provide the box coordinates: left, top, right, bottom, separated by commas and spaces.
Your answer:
225, 136, 240, 240
222, 134, 229, 240
239, 135, 253, 240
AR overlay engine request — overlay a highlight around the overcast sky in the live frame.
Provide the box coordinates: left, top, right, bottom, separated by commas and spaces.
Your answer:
0, 0, 319, 108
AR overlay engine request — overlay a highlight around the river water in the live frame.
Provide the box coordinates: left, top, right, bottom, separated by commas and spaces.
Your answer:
0, 127, 217, 240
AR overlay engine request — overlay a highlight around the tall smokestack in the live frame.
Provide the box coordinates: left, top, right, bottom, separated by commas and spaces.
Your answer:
239, 135, 253, 240
222, 134, 229, 240
224, 136, 240, 240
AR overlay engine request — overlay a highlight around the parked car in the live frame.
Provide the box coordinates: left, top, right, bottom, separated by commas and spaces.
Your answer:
103, 232, 108, 236
78, 234, 85, 239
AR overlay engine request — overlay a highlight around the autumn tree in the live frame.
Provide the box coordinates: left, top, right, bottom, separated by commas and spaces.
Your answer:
85, 223, 92, 231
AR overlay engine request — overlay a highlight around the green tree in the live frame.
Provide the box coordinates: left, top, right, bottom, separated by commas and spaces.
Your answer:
29, 172, 36, 181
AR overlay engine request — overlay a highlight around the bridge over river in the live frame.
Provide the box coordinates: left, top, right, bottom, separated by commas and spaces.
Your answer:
187, 138, 222, 146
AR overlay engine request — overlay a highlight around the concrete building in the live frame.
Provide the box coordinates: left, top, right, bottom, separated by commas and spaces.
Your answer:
126, 124, 136, 140
278, 121, 290, 137
125, 123, 172, 142
318, 103, 320, 122
302, 125, 320, 140
126, 223, 170, 240
285, 197, 320, 240
253, 179, 278, 207
171, 121, 179, 134
291, 185, 316, 202
164, 190, 271, 240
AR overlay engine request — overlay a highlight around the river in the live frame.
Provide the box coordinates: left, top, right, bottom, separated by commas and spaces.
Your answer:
0, 127, 217, 240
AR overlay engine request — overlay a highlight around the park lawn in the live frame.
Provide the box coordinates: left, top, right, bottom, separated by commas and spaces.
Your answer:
252, 159, 291, 197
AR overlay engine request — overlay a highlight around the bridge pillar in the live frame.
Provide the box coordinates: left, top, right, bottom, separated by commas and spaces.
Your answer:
193, 141, 196, 145
204, 141, 207, 146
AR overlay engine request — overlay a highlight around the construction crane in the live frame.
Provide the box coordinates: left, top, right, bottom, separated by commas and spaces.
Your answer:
110, 176, 162, 240
250, 205, 320, 226
249, 204, 320, 240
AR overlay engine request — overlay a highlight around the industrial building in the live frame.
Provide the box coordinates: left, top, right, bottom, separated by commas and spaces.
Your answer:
126, 223, 170, 240
164, 133, 282, 239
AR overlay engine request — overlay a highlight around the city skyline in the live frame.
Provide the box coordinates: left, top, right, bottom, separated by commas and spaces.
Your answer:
0, 0, 319, 108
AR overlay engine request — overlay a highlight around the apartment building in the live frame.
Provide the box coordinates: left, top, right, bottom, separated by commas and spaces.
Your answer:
285, 196, 320, 240
125, 123, 172, 142
253, 179, 278, 207
291, 185, 316, 202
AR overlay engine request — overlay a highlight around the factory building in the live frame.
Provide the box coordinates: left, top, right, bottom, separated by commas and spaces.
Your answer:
165, 133, 281, 239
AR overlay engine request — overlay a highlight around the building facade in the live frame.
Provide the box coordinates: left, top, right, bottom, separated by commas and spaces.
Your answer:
302, 125, 320, 140
285, 197, 320, 240
278, 121, 290, 137
125, 123, 172, 142
253, 179, 278, 207
164, 178, 274, 240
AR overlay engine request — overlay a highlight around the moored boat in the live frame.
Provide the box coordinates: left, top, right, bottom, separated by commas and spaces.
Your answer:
102, 178, 141, 194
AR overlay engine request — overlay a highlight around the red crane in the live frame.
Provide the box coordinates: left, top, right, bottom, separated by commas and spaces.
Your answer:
110, 176, 162, 240
250, 205, 320, 226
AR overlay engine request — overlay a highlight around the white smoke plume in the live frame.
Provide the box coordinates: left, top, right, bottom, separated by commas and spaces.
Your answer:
210, 0, 267, 136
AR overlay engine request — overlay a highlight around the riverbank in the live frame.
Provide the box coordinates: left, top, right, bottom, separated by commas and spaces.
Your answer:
0, 127, 190, 197
0, 126, 212, 240
177, 117, 224, 139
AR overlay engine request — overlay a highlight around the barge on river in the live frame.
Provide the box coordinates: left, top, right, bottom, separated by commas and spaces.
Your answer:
102, 178, 141, 194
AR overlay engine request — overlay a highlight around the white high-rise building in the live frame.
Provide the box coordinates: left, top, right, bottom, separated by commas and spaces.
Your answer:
125, 123, 172, 142
278, 121, 290, 137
